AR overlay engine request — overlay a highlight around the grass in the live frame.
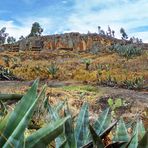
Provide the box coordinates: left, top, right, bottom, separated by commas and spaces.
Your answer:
0, 49, 147, 89
61, 85, 98, 93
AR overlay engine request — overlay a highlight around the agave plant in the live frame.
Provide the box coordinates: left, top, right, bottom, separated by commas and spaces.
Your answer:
45, 99, 147, 148
47, 62, 59, 79
0, 80, 69, 147
82, 59, 92, 71
109, 44, 142, 60
1, 80, 146, 147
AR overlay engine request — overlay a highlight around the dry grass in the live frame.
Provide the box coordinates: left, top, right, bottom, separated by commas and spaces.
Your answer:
0, 49, 147, 88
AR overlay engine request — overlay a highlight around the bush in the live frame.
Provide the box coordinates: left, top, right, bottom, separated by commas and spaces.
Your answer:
109, 44, 142, 59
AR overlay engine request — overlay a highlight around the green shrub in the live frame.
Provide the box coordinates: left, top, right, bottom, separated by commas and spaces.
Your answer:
109, 44, 142, 59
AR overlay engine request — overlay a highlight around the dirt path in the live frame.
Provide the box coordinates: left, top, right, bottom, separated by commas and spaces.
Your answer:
0, 80, 147, 102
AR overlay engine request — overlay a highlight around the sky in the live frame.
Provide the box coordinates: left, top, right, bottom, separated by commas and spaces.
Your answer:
0, 0, 148, 42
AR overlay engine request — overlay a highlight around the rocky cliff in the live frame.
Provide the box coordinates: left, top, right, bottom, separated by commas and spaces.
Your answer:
42, 32, 116, 51
0, 32, 147, 51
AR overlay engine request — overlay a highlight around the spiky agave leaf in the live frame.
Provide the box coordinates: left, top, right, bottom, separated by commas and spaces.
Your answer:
128, 119, 146, 148
82, 120, 118, 148
64, 102, 77, 148
44, 97, 66, 148
138, 119, 146, 139
54, 100, 66, 113
94, 108, 111, 135
25, 117, 70, 148
138, 131, 148, 148
100, 120, 118, 139
89, 124, 104, 148
113, 118, 129, 142
0, 79, 39, 147
75, 102, 89, 147
3, 83, 47, 148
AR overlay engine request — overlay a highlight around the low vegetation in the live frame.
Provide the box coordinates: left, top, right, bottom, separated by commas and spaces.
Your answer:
0, 80, 147, 147
109, 44, 142, 60
0, 49, 147, 90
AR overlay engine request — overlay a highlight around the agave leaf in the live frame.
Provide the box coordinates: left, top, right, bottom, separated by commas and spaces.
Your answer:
81, 142, 93, 148
75, 102, 89, 147
59, 137, 67, 148
113, 118, 129, 142
83, 120, 118, 148
44, 97, 67, 147
3, 84, 47, 148
138, 119, 146, 139
128, 119, 146, 148
138, 131, 148, 148
0, 79, 39, 146
25, 117, 70, 148
89, 124, 104, 148
0, 113, 10, 133
105, 141, 127, 148
128, 129, 138, 148
125, 134, 136, 148
54, 100, 66, 113
44, 97, 59, 120
64, 102, 77, 148
94, 108, 111, 135
100, 120, 118, 139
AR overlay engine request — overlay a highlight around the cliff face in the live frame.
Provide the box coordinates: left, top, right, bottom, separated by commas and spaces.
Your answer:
0, 32, 147, 51
42, 33, 114, 51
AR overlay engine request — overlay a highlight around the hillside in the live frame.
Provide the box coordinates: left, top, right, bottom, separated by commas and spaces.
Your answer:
0, 33, 148, 90
0, 33, 148, 128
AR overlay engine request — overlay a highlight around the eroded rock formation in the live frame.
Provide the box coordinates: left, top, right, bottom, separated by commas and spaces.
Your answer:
0, 32, 147, 51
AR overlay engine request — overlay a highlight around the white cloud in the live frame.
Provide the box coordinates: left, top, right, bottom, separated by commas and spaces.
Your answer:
66, 0, 148, 42
0, 0, 148, 42
0, 17, 53, 40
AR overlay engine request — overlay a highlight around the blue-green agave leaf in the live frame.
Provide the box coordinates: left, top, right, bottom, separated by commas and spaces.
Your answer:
89, 124, 104, 148
25, 116, 70, 148
0, 79, 39, 147
75, 102, 89, 147
3, 83, 46, 148
113, 118, 129, 144
94, 108, 111, 135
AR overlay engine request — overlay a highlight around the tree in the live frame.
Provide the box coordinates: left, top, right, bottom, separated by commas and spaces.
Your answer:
7, 36, 16, 44
98, 26, 101, 34
28, 22, 43, 37
19, 35, 25, 41
0, 27, 9, 44
112, 30, 115, 37
120, 28, 128, 40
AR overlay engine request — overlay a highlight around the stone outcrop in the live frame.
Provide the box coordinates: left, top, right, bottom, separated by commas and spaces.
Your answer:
0, 32, 147, 51
42, 33, 114, 51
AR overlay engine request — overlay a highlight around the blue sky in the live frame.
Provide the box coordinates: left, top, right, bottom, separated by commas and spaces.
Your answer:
0, 0, 148, 42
